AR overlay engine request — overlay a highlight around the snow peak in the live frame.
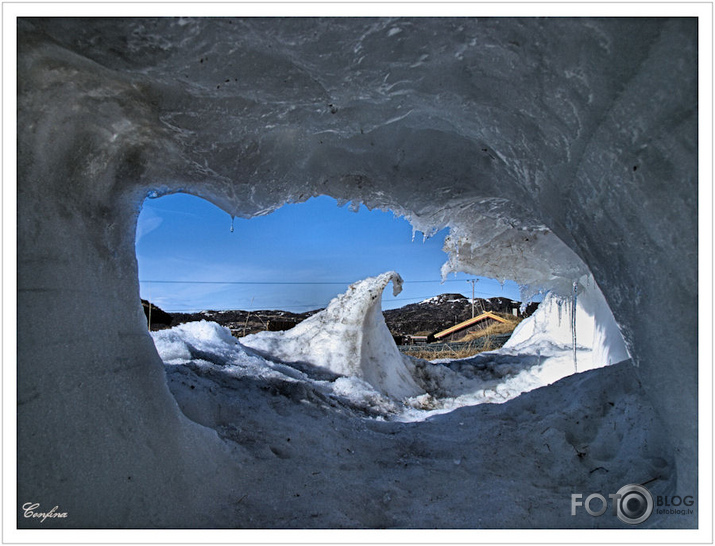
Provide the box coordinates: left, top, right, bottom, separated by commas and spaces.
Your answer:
21, 502, 68, 523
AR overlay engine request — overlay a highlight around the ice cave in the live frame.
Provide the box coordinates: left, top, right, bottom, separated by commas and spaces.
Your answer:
16, 17, 698, 530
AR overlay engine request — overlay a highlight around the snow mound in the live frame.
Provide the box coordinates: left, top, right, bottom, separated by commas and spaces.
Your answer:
152, 274, 630, 425
152, 319, 403, 419
152, 320, 239, 364
477, 276, 632, 399
151, 320, 279, 374
241, 272, 423, 399
397, 276, 631, 419
152, 321, 341, 391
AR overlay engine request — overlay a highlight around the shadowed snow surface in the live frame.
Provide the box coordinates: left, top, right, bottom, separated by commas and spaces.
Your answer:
161, 354, 674, 528
148, 273, 675, 528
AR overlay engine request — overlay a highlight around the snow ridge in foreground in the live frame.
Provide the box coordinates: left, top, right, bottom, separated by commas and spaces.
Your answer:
241, 271, 423, 400
152, 272, 629, 422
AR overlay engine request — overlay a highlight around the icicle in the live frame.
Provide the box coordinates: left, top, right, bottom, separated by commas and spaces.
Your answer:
572, 280, 578, 373
411, 227, 417, 243
422, 232, 428, 243
230, 216, 235, 233
557, 297, 563, 325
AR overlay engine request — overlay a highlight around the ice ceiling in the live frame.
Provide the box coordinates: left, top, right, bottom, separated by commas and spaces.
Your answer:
17, 17, 697, 528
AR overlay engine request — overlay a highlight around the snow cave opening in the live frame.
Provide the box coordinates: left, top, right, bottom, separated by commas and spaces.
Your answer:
17, 16, 697, 529
136, 191, 631, 421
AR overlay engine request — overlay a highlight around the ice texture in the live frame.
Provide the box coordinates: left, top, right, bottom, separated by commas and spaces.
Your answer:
241, 272, 423, 399
16, 17, 697, 529
503, 276, 630, 367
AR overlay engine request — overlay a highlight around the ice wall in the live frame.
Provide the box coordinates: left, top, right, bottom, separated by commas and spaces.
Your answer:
504, 276, 630, 370
17, 17, 697, 527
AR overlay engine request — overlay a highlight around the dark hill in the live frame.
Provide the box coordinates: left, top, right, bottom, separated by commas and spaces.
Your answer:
383, 294, 538, 335
156, 293, 539, 338
142, 299, 173, 329
168, 308, 318, 336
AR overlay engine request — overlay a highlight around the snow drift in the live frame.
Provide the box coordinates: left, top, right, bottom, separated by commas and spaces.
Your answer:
406, 276, 633, 414
241, 272, 423, 399
152, 272, 630, 423
501, 276, 629, 375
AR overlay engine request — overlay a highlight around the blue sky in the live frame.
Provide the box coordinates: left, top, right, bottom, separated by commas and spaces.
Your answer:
135, 194, 524, 312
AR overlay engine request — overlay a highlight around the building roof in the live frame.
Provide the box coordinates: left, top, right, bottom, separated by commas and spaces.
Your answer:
432, 311, 508, 340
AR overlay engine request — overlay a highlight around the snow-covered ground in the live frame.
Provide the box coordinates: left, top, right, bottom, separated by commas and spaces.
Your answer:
148, 273, 675, 527
151, 275, 672, 527
155, 272, 630, 421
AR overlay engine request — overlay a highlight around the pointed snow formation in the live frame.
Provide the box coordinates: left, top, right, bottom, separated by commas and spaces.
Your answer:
241, 272, 424, 399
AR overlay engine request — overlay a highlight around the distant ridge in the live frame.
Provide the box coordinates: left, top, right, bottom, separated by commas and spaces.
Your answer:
151, 293, 539, 338
383, 294, 539, 336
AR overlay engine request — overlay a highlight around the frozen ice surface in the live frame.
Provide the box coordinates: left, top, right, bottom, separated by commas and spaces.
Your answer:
16, 17, 697, 529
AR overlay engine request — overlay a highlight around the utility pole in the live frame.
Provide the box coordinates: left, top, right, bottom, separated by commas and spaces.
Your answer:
467, 279, 478, 318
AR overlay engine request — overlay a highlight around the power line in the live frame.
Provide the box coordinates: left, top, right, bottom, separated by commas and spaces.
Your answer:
139, 279, 475, 285
141, 278, 509, 313
149, 292, 508, 314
